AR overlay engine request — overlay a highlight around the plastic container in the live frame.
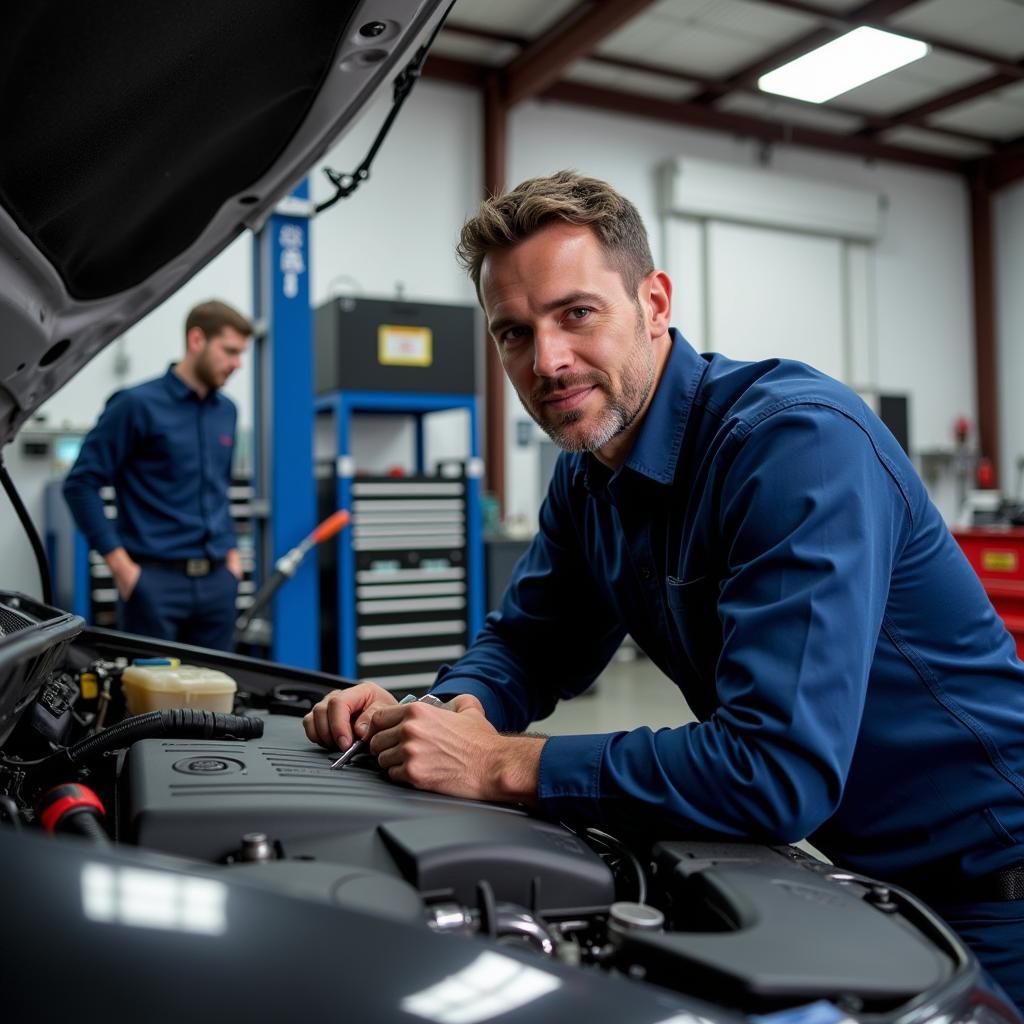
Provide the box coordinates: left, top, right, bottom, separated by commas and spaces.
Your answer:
121, 659, 237, 716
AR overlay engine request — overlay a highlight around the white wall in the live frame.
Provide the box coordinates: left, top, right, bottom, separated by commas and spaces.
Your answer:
997, 179, 1024, 499
2, 78, 989, 596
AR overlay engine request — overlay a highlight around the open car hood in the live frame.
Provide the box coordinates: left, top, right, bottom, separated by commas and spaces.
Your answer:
0, 0, 447, 446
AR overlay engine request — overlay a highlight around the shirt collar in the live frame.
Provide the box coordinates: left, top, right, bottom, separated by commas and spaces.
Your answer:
163, 363, 220, 404
570, 329, 707, 494
622, 329, 706, 486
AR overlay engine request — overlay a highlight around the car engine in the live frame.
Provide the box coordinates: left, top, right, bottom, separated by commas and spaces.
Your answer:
0, 591, 1006, 1022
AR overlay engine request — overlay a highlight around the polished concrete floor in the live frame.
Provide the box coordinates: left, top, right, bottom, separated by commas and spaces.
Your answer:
533, 651, 695, 736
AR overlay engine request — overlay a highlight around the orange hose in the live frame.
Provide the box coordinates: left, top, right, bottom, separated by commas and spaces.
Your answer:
310, 508, 350, 544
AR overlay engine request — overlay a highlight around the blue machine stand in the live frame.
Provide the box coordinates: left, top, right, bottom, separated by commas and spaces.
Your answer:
251, 182, 318, 668
315, 390, 485, 683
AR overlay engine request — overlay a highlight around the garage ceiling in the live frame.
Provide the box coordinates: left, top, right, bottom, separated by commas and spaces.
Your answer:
425, 0, 1024, 185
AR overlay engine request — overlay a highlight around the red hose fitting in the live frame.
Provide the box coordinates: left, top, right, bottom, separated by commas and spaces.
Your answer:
37, 783, 105, 835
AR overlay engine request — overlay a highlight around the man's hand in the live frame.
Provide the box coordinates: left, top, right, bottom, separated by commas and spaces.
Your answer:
226, 548, 243, 581
303, 681, 401, 753
105, 547, 141, 600
366, 696, 544, 806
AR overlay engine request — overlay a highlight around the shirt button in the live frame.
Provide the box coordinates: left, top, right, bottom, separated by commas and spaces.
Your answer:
639, 567, 653, 580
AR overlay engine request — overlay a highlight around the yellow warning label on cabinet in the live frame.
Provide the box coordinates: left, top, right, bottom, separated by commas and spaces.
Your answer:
378, 325, 432, 367
982, 550, 1018, 572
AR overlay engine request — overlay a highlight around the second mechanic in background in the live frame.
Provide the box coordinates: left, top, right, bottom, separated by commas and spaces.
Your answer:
64, 300, 251, 651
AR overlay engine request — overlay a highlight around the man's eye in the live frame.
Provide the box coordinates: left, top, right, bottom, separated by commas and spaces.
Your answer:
566, 307, 591, 321
500, 327, 528, 345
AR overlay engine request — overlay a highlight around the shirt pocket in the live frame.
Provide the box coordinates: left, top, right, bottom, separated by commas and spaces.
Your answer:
666, 574, 722, 689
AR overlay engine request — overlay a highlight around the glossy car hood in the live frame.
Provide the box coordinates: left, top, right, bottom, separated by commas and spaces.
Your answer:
0, 0, 447, 445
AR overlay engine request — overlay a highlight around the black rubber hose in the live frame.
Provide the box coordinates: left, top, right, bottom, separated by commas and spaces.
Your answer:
0, 457, 54, 605
61, 807, 109, 844
64, 709, 264, 767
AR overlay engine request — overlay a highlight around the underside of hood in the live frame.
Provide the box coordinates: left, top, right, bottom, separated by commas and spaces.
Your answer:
0, 0, 446, 444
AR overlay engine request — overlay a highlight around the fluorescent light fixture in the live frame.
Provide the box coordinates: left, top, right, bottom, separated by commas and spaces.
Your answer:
759, 27, 929, 104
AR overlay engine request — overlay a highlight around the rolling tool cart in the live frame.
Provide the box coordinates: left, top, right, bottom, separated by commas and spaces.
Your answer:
314, 296, 484, 687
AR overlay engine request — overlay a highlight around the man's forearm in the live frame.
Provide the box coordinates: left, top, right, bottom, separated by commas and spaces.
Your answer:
489, 734, 546, 808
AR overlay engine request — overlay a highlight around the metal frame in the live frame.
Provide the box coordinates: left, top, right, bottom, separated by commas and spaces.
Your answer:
315, 390, 485, 679
251, 182, 319, 667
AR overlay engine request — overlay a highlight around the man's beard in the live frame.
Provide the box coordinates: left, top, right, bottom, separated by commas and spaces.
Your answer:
195, 349, 225, 391
519, 319, 656, 454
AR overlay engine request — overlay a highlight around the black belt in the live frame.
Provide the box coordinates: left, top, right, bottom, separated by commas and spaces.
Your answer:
134, 556, 225, 578
904, 862, 1024, 904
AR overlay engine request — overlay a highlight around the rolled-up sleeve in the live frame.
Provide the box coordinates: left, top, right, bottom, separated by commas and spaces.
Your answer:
538, 405, 910, 840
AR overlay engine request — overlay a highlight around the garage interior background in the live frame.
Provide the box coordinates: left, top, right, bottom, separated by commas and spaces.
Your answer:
3, 0, 1024, 613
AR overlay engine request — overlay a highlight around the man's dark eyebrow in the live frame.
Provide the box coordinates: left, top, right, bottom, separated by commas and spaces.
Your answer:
488, 292, 604, 337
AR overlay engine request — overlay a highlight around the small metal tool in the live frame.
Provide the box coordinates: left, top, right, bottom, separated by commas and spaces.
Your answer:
329, 693, 448, 769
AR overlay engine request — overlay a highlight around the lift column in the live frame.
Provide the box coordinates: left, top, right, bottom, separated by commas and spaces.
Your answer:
251, 182, 318, 668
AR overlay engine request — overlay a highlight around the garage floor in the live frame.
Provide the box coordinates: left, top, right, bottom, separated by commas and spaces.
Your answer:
536, 652, 696, 736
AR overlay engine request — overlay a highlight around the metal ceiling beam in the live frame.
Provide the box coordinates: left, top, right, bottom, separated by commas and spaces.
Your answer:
755, 0, 1024, 79
423, 54, 964, 171
442, 21, 995, 150
988, 136, 1024, 191
691, 0, 924, 104
423, 53, 488, 88
541, 79, 963, 171
501, 0, 661, 107
858, 67, 1024, 138
482, 74, 508, 512
421, 52, 511, 511
969, 167, 1000, 487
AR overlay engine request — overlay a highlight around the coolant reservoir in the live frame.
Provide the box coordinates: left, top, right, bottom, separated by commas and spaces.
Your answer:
122, 658, 237, 716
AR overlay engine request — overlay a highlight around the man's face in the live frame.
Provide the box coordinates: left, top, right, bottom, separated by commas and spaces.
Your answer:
195, 326, 249, 391
480, 222, 669, 464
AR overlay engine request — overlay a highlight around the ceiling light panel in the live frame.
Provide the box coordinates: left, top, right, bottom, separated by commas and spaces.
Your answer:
759, 27, 930, 104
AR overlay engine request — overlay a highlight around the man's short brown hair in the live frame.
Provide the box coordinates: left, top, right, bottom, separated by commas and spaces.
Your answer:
456, 170, 654, 298
185, 300, 253, 344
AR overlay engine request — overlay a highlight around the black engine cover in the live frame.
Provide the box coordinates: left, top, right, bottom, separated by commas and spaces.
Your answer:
119, 713, 614, 916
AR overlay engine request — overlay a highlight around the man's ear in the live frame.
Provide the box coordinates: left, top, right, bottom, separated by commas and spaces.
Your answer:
641, 270, 672, 340
185, 326, 208, 355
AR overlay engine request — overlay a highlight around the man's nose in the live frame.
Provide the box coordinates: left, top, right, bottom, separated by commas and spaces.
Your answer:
533, 329, 573, 378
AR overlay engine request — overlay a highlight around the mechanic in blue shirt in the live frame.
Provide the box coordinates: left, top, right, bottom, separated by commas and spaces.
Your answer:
63, 300, 251, 651
305, 172, 1024, 1003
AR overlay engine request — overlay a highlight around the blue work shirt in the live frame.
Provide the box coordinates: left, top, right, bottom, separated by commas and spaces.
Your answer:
63, 366, 237, 560
433, 330, 1024, 883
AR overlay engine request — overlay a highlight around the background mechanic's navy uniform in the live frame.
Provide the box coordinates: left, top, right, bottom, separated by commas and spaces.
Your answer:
432, 330, 1024, 1006
64, 366, 239, 650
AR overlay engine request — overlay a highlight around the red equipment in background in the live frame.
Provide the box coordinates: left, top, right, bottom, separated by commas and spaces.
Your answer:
953, 528, 1024, 659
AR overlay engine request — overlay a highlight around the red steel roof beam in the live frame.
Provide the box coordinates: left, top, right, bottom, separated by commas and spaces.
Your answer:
501, 0, 662, 107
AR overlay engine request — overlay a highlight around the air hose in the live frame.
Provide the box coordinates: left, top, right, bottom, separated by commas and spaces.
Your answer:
60, 708, 263, 769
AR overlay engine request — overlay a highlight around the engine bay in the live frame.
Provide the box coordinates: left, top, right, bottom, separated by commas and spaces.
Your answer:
0, 591, 983, 1018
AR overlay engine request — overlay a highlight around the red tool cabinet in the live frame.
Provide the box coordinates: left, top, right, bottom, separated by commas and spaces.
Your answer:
953, 528, 1024, 659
